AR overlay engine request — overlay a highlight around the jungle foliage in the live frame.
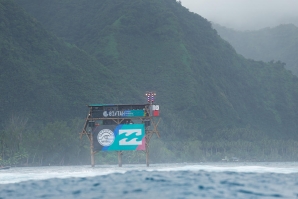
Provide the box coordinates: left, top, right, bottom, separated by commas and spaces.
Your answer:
1, 0, 298, 165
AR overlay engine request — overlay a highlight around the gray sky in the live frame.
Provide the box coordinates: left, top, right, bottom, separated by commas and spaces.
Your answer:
180, 0, 298, 30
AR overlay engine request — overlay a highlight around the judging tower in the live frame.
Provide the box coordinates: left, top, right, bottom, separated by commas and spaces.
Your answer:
80, 92, 160, 167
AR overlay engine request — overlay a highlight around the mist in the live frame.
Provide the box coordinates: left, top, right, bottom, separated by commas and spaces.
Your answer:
180, 0, 298, 30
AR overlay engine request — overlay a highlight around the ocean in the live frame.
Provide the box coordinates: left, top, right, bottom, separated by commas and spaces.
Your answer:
0, 162, 298, 199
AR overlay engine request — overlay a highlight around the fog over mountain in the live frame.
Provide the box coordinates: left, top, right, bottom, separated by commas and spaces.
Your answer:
180, 0, 298, 30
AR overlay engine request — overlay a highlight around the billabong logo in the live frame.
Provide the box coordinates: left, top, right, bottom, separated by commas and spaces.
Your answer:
97, 129, 115, 146
119, 129, 142, 145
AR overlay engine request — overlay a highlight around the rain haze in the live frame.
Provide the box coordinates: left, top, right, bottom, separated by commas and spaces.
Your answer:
180, 0, 298, 30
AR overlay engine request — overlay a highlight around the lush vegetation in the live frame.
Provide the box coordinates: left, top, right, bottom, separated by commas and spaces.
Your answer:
2, 117, 298, 166
1, 0, 298, 166
0, 0, 141, 123
213, 23, 298, 76
0, 116, 88, 166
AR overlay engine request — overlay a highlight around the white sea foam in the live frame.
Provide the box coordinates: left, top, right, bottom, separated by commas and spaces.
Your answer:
1, 162, 298, 184
156, 164, 298, 174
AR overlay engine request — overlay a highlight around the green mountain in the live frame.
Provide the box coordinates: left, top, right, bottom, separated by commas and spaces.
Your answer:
0, 0, 136, 123
2, 0, 298, 164
14, 0, 298, 138
213, 23, 298, 76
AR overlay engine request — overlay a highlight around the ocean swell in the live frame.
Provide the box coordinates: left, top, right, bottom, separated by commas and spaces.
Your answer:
0, 170, 297, 199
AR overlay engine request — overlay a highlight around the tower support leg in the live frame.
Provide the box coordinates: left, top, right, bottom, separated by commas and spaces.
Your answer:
90, 133, 95, 167
91, 149, 95, 167
146, 149, 149, 167
118, 151, 122, 167
146, 135, 149, 167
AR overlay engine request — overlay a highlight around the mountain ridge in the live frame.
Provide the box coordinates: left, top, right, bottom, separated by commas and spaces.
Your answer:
213, 23, 298, 76
5, 0, 298, 139
0, 0, 137, 123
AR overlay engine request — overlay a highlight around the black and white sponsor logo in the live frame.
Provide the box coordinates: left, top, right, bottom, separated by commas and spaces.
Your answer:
103, 111, 109, 117
97, 129, 115, 146
152, 105, 159, 110
103, 111, 125, 117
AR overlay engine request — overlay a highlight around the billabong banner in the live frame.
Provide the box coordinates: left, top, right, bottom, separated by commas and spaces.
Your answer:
92, 124, 145, 151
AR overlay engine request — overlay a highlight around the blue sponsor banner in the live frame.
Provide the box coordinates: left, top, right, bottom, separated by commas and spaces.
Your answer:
93, 124, 145, 151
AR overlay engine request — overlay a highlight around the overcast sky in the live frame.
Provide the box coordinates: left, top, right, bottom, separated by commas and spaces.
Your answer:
180, 0, 298, 30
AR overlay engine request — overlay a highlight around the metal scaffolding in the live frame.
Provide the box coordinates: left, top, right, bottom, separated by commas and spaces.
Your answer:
80, 103, 160, 167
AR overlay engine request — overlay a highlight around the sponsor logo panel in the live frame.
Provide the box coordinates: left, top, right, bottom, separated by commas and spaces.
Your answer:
92, 124, 145, 151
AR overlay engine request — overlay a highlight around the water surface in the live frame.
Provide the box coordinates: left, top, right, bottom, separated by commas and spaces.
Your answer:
0, 162, 298, 198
